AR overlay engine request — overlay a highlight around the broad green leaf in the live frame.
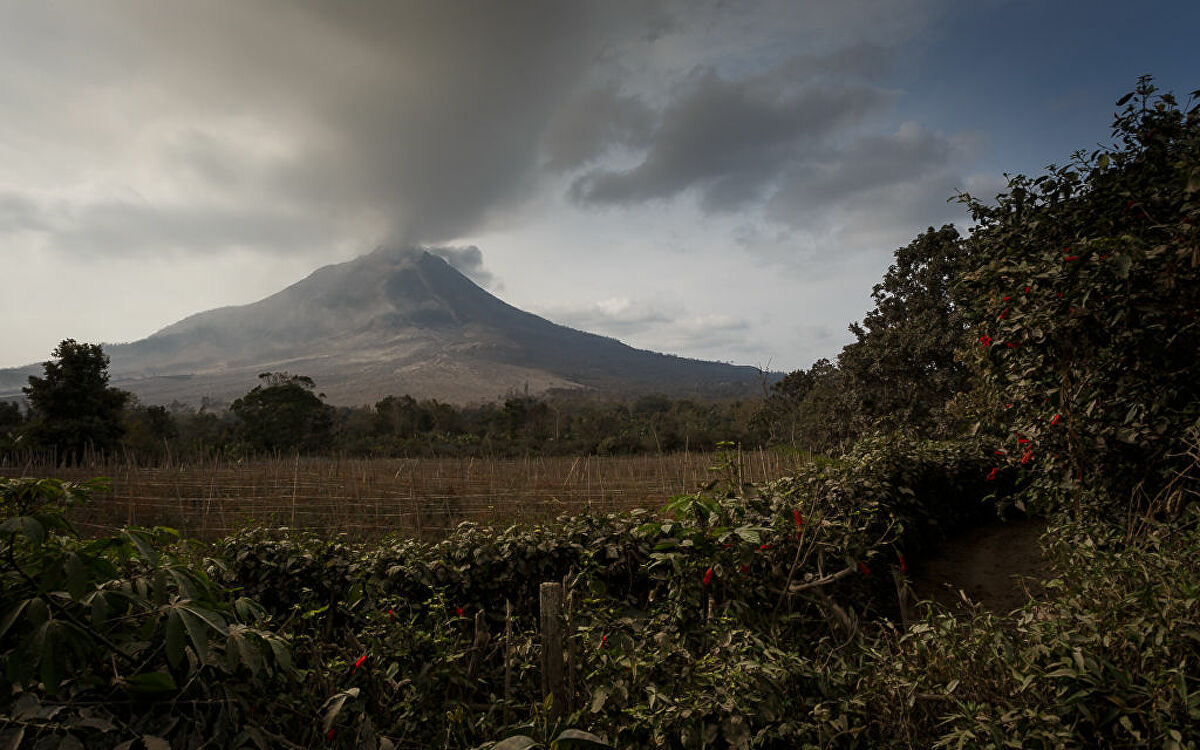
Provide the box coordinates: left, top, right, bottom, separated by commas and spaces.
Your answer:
552, 729, 612, 749
1, 516, 45, 546
733, 527, 762, 545
165, 609, 186, 669
39, 621, 63, 694
0, 599, 30, 640
268, 636, 293, 673
228, 628, 264, 676
177, 607, 212, 664
321, 688, 359, 734
63, 552, 88, 601
490, 737, 539, 750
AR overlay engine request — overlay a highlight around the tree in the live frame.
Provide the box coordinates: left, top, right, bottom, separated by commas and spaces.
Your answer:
0, 401, 22, 433
230, 372, 333, 453
753, 358, 860, 453
23, 339, 129, 461
838, 224, 975, 436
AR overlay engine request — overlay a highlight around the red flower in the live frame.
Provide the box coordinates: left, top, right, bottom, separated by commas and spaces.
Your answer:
702, 567, 714, 586
898, 553, 907, 573
327, 729, 336, 742
353, 653, 368, 672
792, 509, 804, 529
1017, 437, 1030, 444
1002, 295, 1012, 302
1024, 286, 1031, 294
388, 608, 395, 622
740, 564, 750, 574
599, 635, 608, 649
1050, 413, 1061, 426
997, 308, 1009, 320
986, 467, 998, 481
1006, 342, 1019, 348
1020, 450, 1033, 465
1064, 256, 1079, 261
455, 607, 464, 617
994, 449, 1007, 456
858, 561, 871, 578
759, 543, 773, 550
1056, 292, 1064, 298
980, 334, 993, 347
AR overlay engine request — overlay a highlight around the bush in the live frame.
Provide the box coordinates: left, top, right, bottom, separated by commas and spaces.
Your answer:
958, 77, 1200, 516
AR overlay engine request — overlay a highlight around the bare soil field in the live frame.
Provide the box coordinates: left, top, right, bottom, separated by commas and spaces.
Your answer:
1, 450, 801, 541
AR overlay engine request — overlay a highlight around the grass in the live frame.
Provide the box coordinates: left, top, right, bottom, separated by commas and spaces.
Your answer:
0, 449, 802, 541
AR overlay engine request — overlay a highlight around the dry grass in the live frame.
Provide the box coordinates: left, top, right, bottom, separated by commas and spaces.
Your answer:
0, 450, 802, 541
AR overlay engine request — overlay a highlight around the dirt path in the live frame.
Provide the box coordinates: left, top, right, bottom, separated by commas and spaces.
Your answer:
908, 518, 1051, 615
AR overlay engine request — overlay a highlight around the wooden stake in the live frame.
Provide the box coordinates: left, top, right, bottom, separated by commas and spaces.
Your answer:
503, 599, 513, 725
540, 582, 566, 718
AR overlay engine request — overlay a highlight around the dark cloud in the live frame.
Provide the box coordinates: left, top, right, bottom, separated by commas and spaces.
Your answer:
568, 62, 892, 212
0, 1, 672, 257
768, 122, 967, 213
542, 83, 656, 171
764, 123, 978, 245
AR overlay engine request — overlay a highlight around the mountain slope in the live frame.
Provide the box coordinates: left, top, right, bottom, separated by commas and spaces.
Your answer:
0, 249, 768, 406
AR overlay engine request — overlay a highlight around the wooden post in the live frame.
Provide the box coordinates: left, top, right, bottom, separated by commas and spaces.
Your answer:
540, 582, 566, 718
503, 599, 513, 725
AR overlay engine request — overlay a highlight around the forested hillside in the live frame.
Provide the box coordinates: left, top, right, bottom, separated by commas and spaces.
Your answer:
2, 79, 1198, 749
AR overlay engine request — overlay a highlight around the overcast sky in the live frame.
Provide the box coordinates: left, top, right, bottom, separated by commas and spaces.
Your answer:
2, 0, 1197, 373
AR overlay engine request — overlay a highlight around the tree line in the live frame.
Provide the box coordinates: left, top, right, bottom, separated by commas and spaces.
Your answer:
0, 351, 771, 461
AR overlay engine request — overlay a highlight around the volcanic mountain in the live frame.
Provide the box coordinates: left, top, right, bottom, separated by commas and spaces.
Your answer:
0, 248, 768, 406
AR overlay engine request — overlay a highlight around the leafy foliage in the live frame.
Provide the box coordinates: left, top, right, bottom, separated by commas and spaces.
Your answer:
958, 78, 1200, 515
840, 224, 975, 437
230, 371, 334, 453
23, 339, 130, 461
0, 476, 293, 749
757, 226, 977, 453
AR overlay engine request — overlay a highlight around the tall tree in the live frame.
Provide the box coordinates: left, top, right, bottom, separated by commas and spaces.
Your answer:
231, 372, 333, 453
23, 339, 130, 460
838, 224, 974, 436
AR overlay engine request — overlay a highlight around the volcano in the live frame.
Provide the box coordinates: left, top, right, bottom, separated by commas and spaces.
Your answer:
0, 248, 768, 406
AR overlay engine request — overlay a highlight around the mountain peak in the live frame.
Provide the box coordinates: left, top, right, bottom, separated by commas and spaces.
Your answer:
1, 248, 768, 406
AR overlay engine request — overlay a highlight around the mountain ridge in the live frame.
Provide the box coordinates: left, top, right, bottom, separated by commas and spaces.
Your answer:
0, 248, 771, 406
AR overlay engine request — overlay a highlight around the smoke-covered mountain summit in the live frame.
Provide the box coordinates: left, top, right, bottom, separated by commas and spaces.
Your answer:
1, 249, 767, 406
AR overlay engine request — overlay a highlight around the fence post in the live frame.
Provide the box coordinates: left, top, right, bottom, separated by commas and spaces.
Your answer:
540, 581, 566, 718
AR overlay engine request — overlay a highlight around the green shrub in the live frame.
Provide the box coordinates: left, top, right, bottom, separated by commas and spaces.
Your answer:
958, 77, 1200, 516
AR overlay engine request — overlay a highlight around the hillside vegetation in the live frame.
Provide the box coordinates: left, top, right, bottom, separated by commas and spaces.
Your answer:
2, 79, 1199, 749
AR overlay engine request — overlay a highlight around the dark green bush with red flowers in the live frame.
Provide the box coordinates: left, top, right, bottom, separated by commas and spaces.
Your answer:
957, 77, 1200, 516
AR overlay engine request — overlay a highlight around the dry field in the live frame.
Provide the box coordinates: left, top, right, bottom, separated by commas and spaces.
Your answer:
1, 450, 802, 541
